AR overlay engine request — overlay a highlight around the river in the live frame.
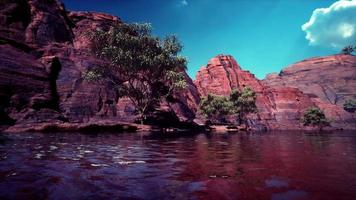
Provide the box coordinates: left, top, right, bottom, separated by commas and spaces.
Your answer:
0, 131, 356, 200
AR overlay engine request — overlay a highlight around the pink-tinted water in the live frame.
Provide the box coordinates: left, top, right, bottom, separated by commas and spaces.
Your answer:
0, 131, 356, 200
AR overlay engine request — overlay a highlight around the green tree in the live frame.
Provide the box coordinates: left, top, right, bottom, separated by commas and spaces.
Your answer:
301, 106, 329, 131
199, 94, 234, 123
343, 99, 356, 113
230, 87, 257, 126
341, 45, 355, 55
84, 23, 187, 124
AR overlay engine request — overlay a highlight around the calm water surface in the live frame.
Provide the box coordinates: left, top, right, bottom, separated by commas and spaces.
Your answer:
1, 131, 356, 200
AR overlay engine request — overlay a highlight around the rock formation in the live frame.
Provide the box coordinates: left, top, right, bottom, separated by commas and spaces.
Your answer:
194, 55, 356, 130
0, 0, 354, 131
194, 55, 263, 96
0, 0, 199, 131
263, 54, 356, 106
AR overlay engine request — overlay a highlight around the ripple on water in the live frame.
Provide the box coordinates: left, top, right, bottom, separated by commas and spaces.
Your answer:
34, 153, 44, 159
117, 160, 146, 165
271, 190, 308, 200
90, 163, 110, 167
265, 177, 289, 188
49, 146, 58, 151
1, 131, 356, 200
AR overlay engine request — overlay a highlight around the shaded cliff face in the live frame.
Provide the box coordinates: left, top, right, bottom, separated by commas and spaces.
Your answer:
0, 0, 199, 128
0, 0, 73, 125
263, 54, 356, 106
194, 55, 356, 130
0, 0, 72, 46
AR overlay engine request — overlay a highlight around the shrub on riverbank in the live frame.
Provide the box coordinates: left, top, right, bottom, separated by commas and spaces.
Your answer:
301, 106, 329, 130
199, 87, 257, 126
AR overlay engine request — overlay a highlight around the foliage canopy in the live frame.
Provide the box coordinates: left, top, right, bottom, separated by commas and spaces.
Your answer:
230, 87, 257, 124
301, 106, 329, 129
199, 94, 234, 123
341, 45, 355, 55
199, 87, 257, 125
84, 23, 188, 123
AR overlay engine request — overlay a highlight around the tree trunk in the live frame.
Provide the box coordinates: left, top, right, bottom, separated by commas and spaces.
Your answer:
140, 113, 146, 125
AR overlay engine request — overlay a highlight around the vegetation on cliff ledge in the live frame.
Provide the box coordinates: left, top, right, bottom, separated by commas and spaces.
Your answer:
341, 45, 355, 55
83, 23, 188, 124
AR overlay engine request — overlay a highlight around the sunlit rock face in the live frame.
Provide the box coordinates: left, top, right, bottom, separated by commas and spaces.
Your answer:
263, 54, 356, 129
0, 0, 200, 128
194, 55, 356, 130
194, 55, 263, 96
263, 54, 356, 106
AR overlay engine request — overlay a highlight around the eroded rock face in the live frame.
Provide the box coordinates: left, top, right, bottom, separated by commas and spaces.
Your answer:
0, 0, 73, 47
0, 0, 32, 45
69, 11, 120, 51
256, 87, 316, 130
263, 54, 356, 129
194, 55, 356, 130
0, 0, 200, 129
194, 55, 263, 96
0, 45, 55, 125
263, 55, 356, 106
1, 0, 354, 131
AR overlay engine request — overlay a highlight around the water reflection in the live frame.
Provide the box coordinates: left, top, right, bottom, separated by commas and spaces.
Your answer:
0, 131, 356, 199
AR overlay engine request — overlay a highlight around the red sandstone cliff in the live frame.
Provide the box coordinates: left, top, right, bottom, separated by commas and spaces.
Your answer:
194, 55, 356, 130
263, 54, 356, 106
0, 0, 199, 130
194, 55, 263, 96
1, 1, 354, 131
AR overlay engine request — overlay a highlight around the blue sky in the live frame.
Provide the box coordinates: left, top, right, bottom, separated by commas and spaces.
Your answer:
62, 0, 356, 80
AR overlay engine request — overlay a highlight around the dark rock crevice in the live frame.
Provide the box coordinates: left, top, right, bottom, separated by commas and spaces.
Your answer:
47, 57, 61, 110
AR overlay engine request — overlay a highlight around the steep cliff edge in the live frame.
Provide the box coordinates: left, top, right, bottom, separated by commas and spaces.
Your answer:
0, 0, 199, 131
194, 55, 356, 130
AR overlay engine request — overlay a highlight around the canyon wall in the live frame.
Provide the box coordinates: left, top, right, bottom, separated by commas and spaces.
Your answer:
0, 0, 199, 129
0, 0, 354, 131
194, 55, 356, 130
263, 54, 356, 106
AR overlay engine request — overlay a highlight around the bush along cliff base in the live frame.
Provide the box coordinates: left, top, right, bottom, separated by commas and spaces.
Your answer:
199, 87, 257, 131
301, 106, 329, 131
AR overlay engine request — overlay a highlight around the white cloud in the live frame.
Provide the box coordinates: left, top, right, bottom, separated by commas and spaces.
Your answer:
181, 0, 188, 6
302, 0, 356, 48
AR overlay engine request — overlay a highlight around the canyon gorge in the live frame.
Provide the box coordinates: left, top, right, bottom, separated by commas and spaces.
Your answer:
0, 0, 355, 132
